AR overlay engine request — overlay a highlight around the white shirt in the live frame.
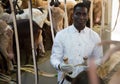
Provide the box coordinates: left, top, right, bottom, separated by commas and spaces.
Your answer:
50, 25, 103, 84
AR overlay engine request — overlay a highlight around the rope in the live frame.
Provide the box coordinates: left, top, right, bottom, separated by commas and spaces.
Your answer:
0, 73, 11, 83
14, 64, 57, 77
20, 66, 57, 77
0, 72, 17, 83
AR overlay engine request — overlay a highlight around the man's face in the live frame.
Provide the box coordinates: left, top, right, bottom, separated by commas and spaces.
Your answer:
73, 7, 88, 30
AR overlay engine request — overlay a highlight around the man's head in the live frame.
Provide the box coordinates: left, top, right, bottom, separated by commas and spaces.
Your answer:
72, 2, 91, 32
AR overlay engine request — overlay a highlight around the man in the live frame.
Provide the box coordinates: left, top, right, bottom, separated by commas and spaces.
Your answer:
50, 2, 103, 84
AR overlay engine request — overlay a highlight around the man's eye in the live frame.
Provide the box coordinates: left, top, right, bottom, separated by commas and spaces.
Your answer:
75, 13, 87, 16
83, 13, 87, 16
75, 13, 80, 15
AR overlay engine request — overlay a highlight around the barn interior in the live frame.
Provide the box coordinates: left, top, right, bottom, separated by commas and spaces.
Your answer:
0, 0, 120, 84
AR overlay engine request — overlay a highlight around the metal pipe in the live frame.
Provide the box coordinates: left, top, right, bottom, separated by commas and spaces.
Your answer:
28, 0, 38, 84
9, 0, 21, 84
90, 0, 93, 29
64, 0, 68, 28
100, 0, 105, 37
48, 0, 55, 41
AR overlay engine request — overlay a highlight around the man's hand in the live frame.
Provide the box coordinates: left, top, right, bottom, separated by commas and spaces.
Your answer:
59, 63, 74, 73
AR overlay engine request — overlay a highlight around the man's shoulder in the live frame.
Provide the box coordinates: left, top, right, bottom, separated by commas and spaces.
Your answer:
85, 27, 99, 34
85, 27, 100, 39
57, 25, 72, 34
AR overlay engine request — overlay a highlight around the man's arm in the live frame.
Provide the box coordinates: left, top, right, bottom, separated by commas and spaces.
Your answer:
50, 32, 64, 70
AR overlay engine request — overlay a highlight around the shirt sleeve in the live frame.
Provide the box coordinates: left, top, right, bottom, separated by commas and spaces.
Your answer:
91, 33, 103, 65
50, 32, 64, 70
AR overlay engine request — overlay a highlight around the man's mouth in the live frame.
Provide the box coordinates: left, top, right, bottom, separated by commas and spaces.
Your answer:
77, 19, 85, 23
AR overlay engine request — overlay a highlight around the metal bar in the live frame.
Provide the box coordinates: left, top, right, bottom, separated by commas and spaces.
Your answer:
100, 0, 105, 37
28, 0, 38, 84
48, 0, 55, 41
90, 0, 93, 29
9, 0, 21, 84
64, 0, 68, 28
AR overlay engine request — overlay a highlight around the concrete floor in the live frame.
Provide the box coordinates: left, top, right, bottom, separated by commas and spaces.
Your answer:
21, 59, 57, 84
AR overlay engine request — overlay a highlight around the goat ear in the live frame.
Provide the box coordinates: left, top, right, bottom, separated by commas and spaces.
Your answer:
50, 0, 54, 6
54, 0, 61, 7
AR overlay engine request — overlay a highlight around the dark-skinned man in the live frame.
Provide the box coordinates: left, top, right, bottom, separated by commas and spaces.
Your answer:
50, 2, 103, 84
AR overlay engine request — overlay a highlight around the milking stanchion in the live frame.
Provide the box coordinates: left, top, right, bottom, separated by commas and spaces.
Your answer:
48, 0, 55, 41
9, 0, 21, 84
9, 0, 39, 84
63, 0, 68, 28
27, 0, 39, 84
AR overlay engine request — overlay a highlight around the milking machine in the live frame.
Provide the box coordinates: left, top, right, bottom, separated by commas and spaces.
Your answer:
8, 0, 39, 84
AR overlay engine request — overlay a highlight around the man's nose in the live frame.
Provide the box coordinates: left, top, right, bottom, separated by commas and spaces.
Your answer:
79, 14, 84, 19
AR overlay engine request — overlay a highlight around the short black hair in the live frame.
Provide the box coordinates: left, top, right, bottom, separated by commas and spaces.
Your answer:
73, 1, 91, 13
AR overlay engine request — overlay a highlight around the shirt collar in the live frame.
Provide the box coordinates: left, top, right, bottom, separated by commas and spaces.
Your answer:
70, 24, 87, 33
